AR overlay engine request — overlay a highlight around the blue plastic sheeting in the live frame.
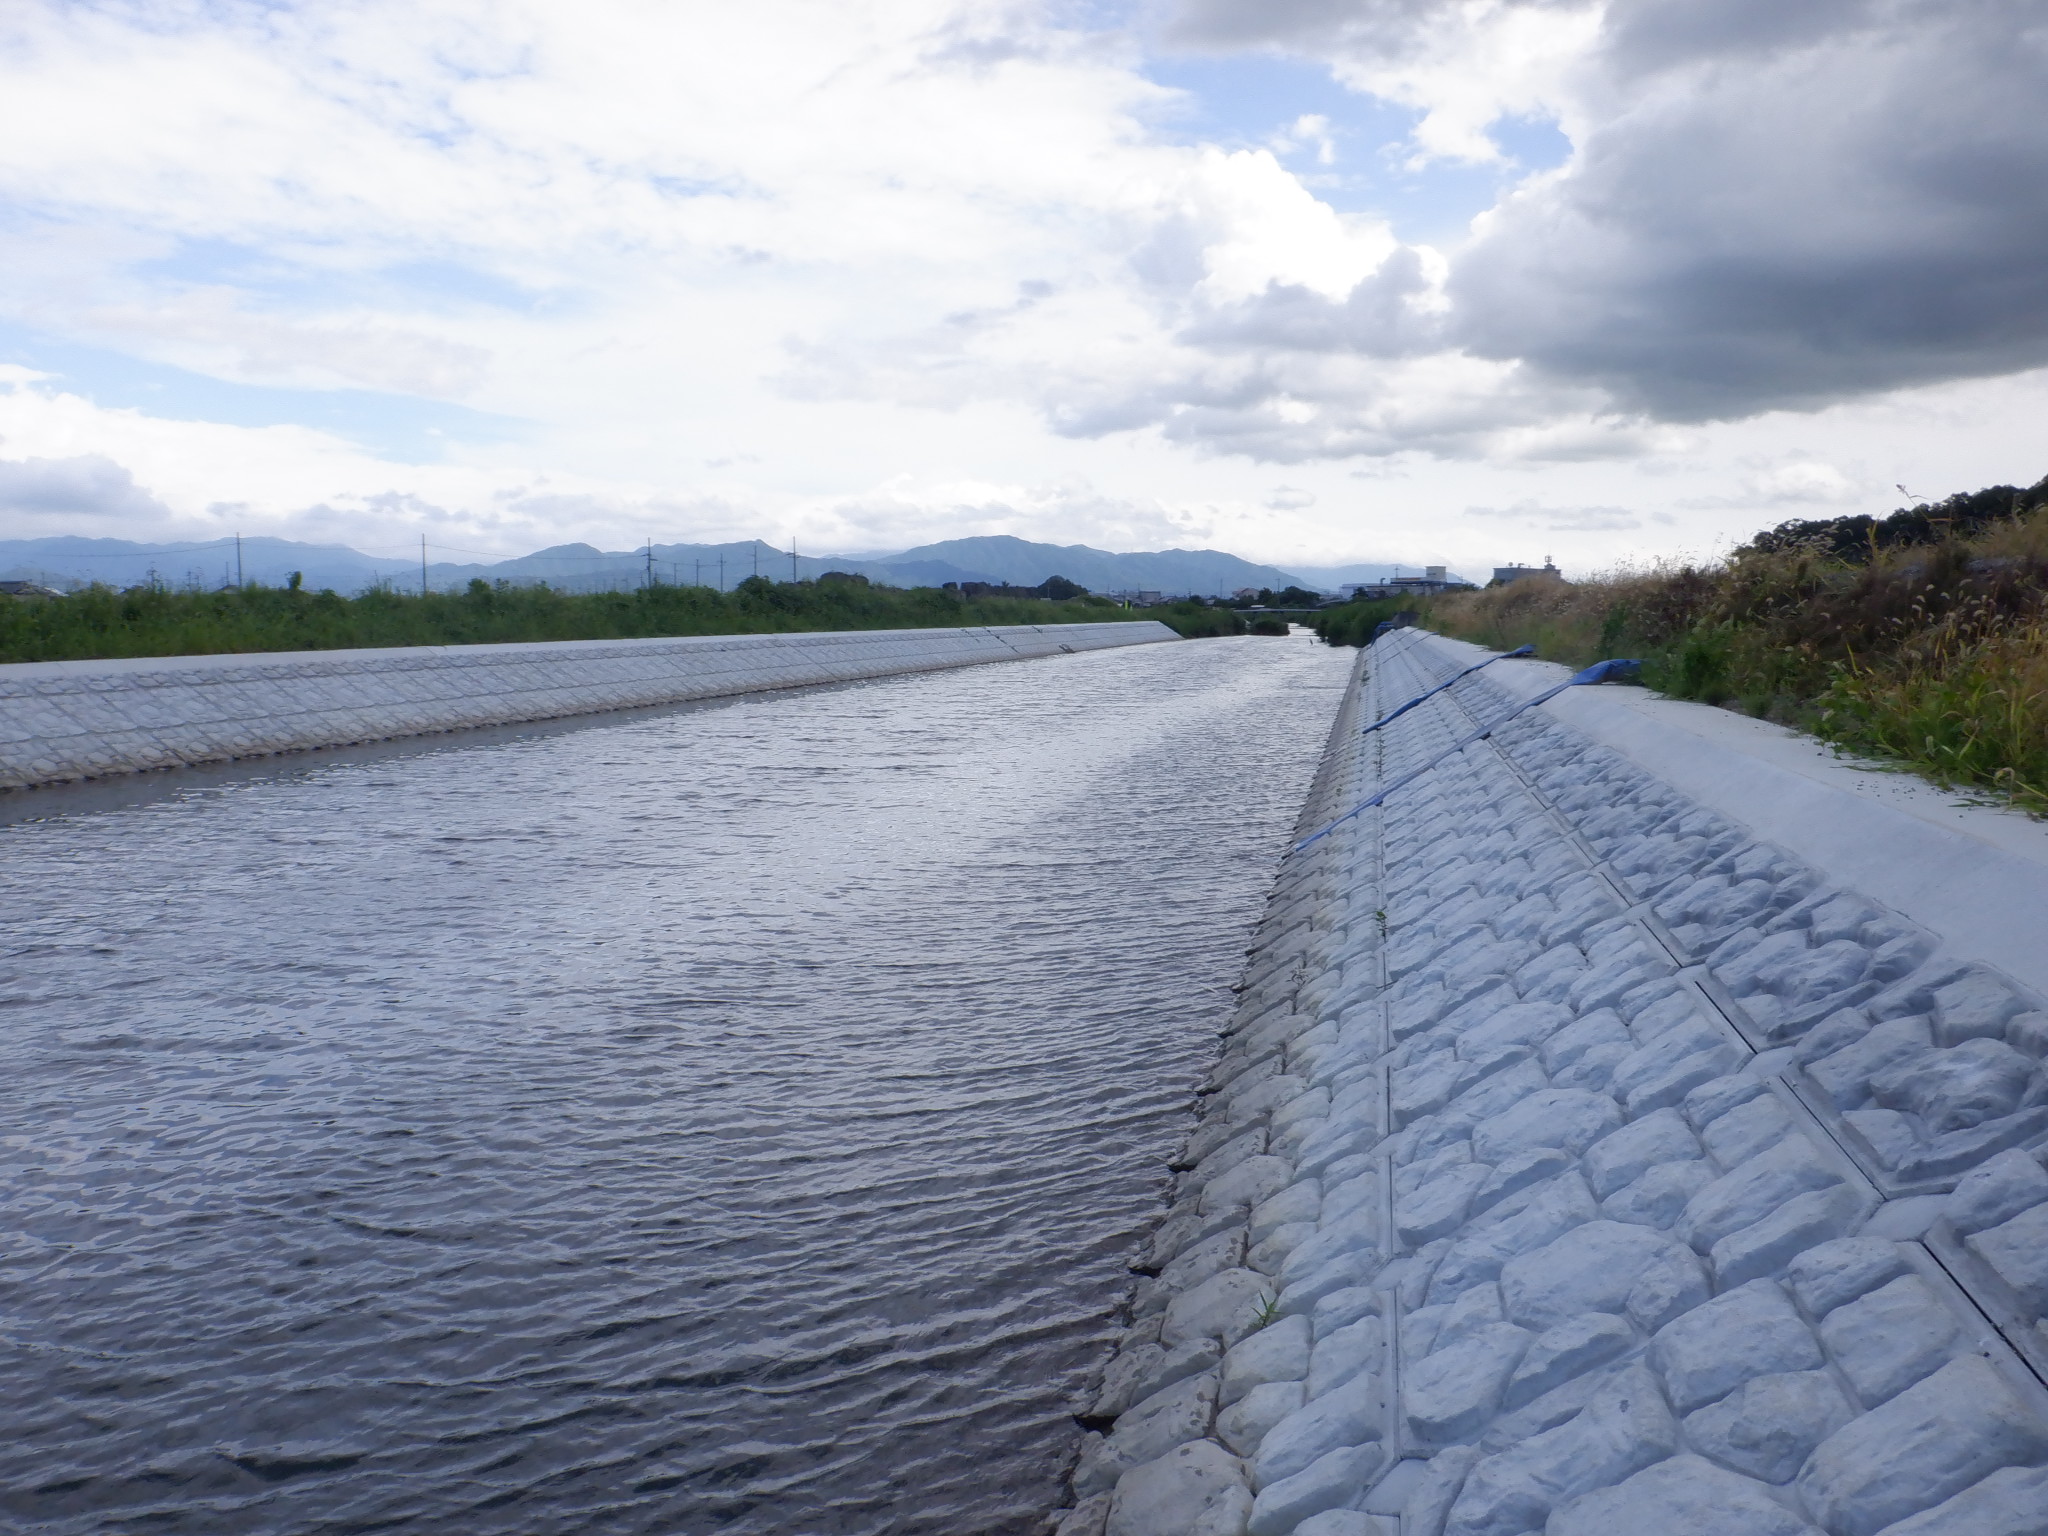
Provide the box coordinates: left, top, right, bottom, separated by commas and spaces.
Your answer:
1292, 655, 1642, 852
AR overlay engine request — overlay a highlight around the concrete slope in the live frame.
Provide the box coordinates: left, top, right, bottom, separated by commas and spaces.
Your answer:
0, 621, 1176, 790
1060, 628, 2048, 1536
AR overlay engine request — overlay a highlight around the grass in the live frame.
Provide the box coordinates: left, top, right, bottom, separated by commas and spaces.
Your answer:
1313, 476, 2048, 814
0, 574, 1243, 663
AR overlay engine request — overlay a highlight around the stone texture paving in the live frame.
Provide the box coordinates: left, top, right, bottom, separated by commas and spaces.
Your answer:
0, 622, 1174, 789
1056, 630, 2048, 1536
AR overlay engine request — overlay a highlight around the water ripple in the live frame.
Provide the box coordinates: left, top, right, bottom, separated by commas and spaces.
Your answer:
0, 635, 1348, 1534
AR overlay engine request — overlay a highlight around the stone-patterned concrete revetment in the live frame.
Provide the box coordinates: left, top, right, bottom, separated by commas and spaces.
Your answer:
1057, 628, 2048, 1536
0, 622, 1177, 791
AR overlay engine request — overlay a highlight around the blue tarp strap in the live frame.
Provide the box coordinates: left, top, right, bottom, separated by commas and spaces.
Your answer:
1359, 643, 1535, 737
1292, 657, 1642, 853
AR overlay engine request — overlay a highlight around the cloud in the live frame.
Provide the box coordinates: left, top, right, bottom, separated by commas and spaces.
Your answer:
1453, 0, 2048, 417
1464, 499, 1643, 531
1151, 0, 2048, 443
0, 0, 2040, 566
85, 291, 494, 398
1165, 0, 1599, 164
1179, 247, 1444, 357
1265, 485, 1315, 509
1677, 458, 1868, 510
0, 454, 173, 523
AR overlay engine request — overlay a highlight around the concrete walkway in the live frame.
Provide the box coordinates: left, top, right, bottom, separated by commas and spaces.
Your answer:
1061, 628, 2048, 1536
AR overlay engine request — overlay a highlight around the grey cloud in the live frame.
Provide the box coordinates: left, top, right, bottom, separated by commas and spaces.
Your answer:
1179, 248, 1441, 356
0, 455, 173, 520
1454, 0, 2048, 417
1045, 356, 1285, 440
1038, 333, 1606, 463
1161, 0, 1571, 56
1164, 0, 1405, 49
1466, 500, 1642, 531
1160, 0, 2048, 438
1601, 0, 1877, 74
1152, 380, 1566, 462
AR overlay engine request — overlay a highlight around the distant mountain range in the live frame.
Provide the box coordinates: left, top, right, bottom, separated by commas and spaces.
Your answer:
0, 533, 1473, 597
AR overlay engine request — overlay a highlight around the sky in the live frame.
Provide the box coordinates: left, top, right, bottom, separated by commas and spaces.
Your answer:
1, 0, 2044, 575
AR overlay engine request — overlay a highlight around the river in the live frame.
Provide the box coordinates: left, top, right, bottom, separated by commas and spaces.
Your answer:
0, 632, 1350, 1535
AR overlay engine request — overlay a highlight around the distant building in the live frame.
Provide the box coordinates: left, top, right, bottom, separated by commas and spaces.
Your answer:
1492, 563, 1562, 585
1233, 586, 1262, 601
1343, 565, 1475, 601
1135, 590, 1163, 606
0, 580, 65, 599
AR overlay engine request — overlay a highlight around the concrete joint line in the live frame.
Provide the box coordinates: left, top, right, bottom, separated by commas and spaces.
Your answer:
1441, 669, 1948, 1221
1918, 1225, 2048, 1389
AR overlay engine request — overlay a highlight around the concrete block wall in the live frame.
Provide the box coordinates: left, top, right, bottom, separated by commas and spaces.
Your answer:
0, 622, 1177, 791
1059, 629, 2048, 1536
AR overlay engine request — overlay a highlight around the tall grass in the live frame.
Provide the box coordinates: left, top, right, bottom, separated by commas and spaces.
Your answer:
0, 574, 1219, 664
1316, 492, 2048, 813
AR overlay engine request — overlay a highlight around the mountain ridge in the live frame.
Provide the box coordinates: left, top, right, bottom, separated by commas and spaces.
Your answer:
0, 532, 1473, 596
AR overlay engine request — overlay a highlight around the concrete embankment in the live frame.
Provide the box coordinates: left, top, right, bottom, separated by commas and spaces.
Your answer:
0, 621, 1176, 790
1060, 627, 2048, 1536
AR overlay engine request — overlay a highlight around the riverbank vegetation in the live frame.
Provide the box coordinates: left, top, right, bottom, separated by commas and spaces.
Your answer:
1315, 475, 2048, 812
0, 571, 1235, 663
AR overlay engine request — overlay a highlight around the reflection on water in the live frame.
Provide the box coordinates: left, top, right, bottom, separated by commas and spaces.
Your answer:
0, 634, 1348, 1535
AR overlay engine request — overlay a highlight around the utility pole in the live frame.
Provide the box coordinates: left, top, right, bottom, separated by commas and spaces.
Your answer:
421, 535, 429, 596
645, 538, 655, 589
718, 554, 725, 592
695, 559, 701, 587
751, 543, 759, 579
235, 532, 243, 587
790, 540, 798, 582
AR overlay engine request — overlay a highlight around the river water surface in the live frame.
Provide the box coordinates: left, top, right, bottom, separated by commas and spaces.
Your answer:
1, 633, 1350, 1535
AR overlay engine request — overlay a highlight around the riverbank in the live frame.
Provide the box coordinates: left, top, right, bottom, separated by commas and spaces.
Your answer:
0, 577, 1187, 667
0, 575, 1240, 663
1060, 627, 2048, 1536
0, 621, 1176, 790
1313, 476, 2048, 815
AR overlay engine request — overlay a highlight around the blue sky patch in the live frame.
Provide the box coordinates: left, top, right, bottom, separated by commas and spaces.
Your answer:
0, 323, 527, 464
135, 238, 555, 315
1143, 52, 1573, 246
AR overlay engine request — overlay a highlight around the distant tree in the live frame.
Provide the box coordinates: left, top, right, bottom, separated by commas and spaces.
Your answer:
1741, 473, 2048, 562
1039, 574, 1085, 600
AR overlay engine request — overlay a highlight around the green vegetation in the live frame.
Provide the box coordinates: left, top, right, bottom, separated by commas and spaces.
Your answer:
0, 570, 1233, 662
1154, 599, 1250, 638
1227, 584, 1324, 609
1316, 475, 2048, 813
1311, 596, 1419, 648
